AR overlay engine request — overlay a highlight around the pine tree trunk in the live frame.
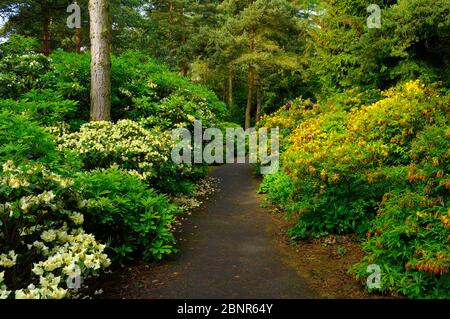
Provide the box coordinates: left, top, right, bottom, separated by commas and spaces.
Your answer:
227, 64, 233, 109
76, 28, 81, 53
245, 66, 254, 130
180, 5, 188, 76
245, 28, 256, 129
89, 0, 112, 121
256, 75, 262, 123
42, 17, 50, 56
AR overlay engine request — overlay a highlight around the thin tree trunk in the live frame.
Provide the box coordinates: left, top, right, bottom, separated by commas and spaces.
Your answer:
89, 0, 112, 121
168, 1, 174, 51
245, 28, 256, 130
245, 66, 254, 130
76, 28, 81, 53
256, 75, 262, 123
227, 64, 233, 109
42, 17, 50, 56
180, 5, 188, 76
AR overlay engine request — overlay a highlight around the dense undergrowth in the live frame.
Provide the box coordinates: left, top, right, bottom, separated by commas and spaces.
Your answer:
258, 81, 449, 298
0, 36, 228, 298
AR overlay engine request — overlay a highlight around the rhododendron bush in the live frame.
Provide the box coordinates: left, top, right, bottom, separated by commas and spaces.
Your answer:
54, 119, 202, 194
0, 161, 110, 299
258, 81, 450, 298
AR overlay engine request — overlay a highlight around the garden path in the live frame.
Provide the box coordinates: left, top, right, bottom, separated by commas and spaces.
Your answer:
133, 162, 317, 298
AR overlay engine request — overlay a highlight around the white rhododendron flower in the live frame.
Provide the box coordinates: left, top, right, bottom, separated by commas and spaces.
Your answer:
69, 212, 84, 225
63, 263, 81, 278
41, 230, 57, 243
0, 157, 111, 299
0, 251, 17, 268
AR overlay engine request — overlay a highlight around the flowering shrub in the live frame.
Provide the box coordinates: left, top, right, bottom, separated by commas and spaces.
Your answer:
258, 81, 450, 297
55, 120, 170, 179
55, 119, 201, 194
0, 36, 51, 100
75, 169, 179, 263
135, 93, 218, 130
351, 122, 450, 298
0, 161, 110, 299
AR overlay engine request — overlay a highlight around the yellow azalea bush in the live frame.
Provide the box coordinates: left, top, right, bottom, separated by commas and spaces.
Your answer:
0, 161, 110, 299
351, 122, 450, 298
258, 81, 450, 297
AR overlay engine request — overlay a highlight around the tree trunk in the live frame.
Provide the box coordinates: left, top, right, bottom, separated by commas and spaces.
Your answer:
42, 17, 50, 56
180, 5, 189, 76
256, 75, 262, 123
89, 0, 112, 121
245, 66, 254, 130
227, 64, 233, 109
168, 1, 174, 49
76, 28, 81, 53
245, 28, 256, 130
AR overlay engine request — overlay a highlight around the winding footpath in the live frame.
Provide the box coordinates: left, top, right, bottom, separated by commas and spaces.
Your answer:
146, 163, 317, 298
104, 163, 317, 298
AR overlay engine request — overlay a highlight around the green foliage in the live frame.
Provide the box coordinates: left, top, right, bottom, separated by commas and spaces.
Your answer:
0, 35, 51, 99
134, 94, 216, 130
41, 51, 91, 122
258, 171, 294, 209
351, 121, 450, 298
44, 51, 227, 126
75, 169, 179, 263
259, 81, 450, 297
0, 110, 59, 165
0, 110, 81, 174
0, 90, 78, 127
310, 0, 450, 94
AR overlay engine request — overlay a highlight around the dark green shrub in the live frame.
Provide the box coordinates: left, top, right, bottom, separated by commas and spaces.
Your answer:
0, 111, 59, 164
76, 169, 179, 263
0, 90, 78, 127
44, 51, 227, 126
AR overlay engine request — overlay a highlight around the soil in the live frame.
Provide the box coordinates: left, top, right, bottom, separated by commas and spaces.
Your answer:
94, 163, 383, 299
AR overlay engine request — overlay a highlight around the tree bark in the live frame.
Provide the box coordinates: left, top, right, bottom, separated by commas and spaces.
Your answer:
255, 75, 262, 123
245, 27, 256, 129
76, 28, 81, 54
180, 5, 189, 76
89, 0, 112, 121
42, 17, 50, 56
227, 64, 233, 109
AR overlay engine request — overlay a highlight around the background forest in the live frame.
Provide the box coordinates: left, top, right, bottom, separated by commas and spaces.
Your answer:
0, 0, 449, 299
